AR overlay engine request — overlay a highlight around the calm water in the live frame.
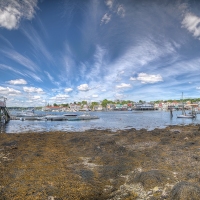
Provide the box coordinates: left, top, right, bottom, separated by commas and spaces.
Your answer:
1, 110, 200, 133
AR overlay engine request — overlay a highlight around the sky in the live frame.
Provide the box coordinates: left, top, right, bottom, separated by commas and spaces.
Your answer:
0, 0, 200, 107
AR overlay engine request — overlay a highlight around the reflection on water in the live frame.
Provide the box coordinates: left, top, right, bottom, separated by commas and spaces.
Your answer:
1, 110, 200, 133
0, 123, 6, 133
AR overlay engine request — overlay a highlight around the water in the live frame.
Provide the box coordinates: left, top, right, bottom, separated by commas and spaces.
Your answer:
1, 110, 200, 133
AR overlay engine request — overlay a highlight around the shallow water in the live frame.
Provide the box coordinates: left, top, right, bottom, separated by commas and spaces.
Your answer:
1, 110, 200, 133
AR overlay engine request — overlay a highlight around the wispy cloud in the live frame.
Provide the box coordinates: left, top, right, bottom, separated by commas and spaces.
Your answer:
1, 49, 39, 72
101, 13, 111, 24
117, 5, 125, 18
7, 79, 27, 85
0, 64, 25, 76
22, 26, 53, 63
0, 0, 38, 30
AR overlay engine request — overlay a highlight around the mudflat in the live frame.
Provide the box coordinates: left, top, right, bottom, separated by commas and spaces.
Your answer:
1, 125, 200, 200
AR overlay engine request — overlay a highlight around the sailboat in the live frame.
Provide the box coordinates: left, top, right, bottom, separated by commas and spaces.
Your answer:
177, 93, 196, 118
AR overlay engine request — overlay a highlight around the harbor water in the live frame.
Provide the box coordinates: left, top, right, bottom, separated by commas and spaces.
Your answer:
1, 110, 200, 133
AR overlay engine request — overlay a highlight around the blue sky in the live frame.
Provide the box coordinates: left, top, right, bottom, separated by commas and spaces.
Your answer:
1, 0, 200, 107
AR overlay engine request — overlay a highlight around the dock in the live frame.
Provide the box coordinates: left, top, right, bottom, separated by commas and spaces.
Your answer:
0, 97, 10, 124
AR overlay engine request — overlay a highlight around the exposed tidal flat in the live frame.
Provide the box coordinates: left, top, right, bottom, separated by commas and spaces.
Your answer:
1, 124, 200, 199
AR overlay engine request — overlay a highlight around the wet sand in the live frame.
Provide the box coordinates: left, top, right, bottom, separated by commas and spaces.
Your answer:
1, 125, 200, 199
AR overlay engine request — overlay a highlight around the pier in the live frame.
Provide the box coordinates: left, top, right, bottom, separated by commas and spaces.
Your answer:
0, 97, 10, 124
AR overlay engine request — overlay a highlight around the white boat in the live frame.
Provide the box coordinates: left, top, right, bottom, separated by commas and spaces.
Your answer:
177, 114, 195, 118
42, 115, 68, 121
177, 93, 196, 118
68, 112, 99, 121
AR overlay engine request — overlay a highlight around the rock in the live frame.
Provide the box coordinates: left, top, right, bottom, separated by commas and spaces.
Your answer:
48, 196, 54, 200
133, 170, 174, 190
170, 181, 200, 200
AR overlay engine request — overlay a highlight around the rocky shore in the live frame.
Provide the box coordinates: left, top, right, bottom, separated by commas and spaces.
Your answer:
1, 125, 200, 199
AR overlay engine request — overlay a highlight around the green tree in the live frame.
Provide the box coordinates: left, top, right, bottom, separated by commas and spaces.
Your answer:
82, 101, 87, 105
101, 99, 109, 108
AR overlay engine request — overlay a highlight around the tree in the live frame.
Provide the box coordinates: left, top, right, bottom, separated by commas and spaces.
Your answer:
90, 102, 98, 109
101, 99, 108, 108
82, 101, 87, 105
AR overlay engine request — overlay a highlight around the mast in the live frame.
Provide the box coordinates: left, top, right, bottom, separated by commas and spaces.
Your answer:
181, 92, 185, 115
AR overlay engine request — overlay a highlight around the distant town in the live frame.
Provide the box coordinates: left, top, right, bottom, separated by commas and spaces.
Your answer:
8, 98, 200, 112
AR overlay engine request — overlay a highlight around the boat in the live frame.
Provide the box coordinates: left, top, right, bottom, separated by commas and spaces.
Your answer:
42, 115, 68, 121
67, 112, 99, 121
63, 113, 77, 117
177, 93, 196, 118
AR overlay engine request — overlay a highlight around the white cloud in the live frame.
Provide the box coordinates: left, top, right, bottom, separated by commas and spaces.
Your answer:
23, 86, 44, 93
50, 94, 69, 101
101, 13, 111, 24
0, 86, 21, 96
114, 93, 125, 99
196, 87, 200, 90
130, 77, 136, 81
64, 88, 73, 92
117, 5, 125, 18
105, 0, 113, 9
7, 79, 27, 85
31, 95, 41, 100
136, 73, 163, 84
0, 0, 37, 30
182, 13, 200, 39
116, 83, 131, 89
77, 84, 89, 91
92, 94, 98, 98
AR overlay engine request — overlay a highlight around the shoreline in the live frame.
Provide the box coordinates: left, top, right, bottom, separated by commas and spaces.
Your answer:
1, 124, 200, 199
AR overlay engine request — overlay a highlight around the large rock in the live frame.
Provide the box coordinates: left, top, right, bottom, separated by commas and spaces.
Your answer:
170, 181, 200, 200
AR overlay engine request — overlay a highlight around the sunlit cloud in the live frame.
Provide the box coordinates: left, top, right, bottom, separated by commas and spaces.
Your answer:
0, 86, 21, 96
50, 94, 70, 101
0, 0, 38, 30
133, 73, 163, 84
7, 79, 27, 85
116, 83, 131, 89
23, 86, 44, 93
77, 84, 89, 91
64, 88, 73, 92
105, 0, 113, 9
92, 94, 98, 98
182, 12, 200, 39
